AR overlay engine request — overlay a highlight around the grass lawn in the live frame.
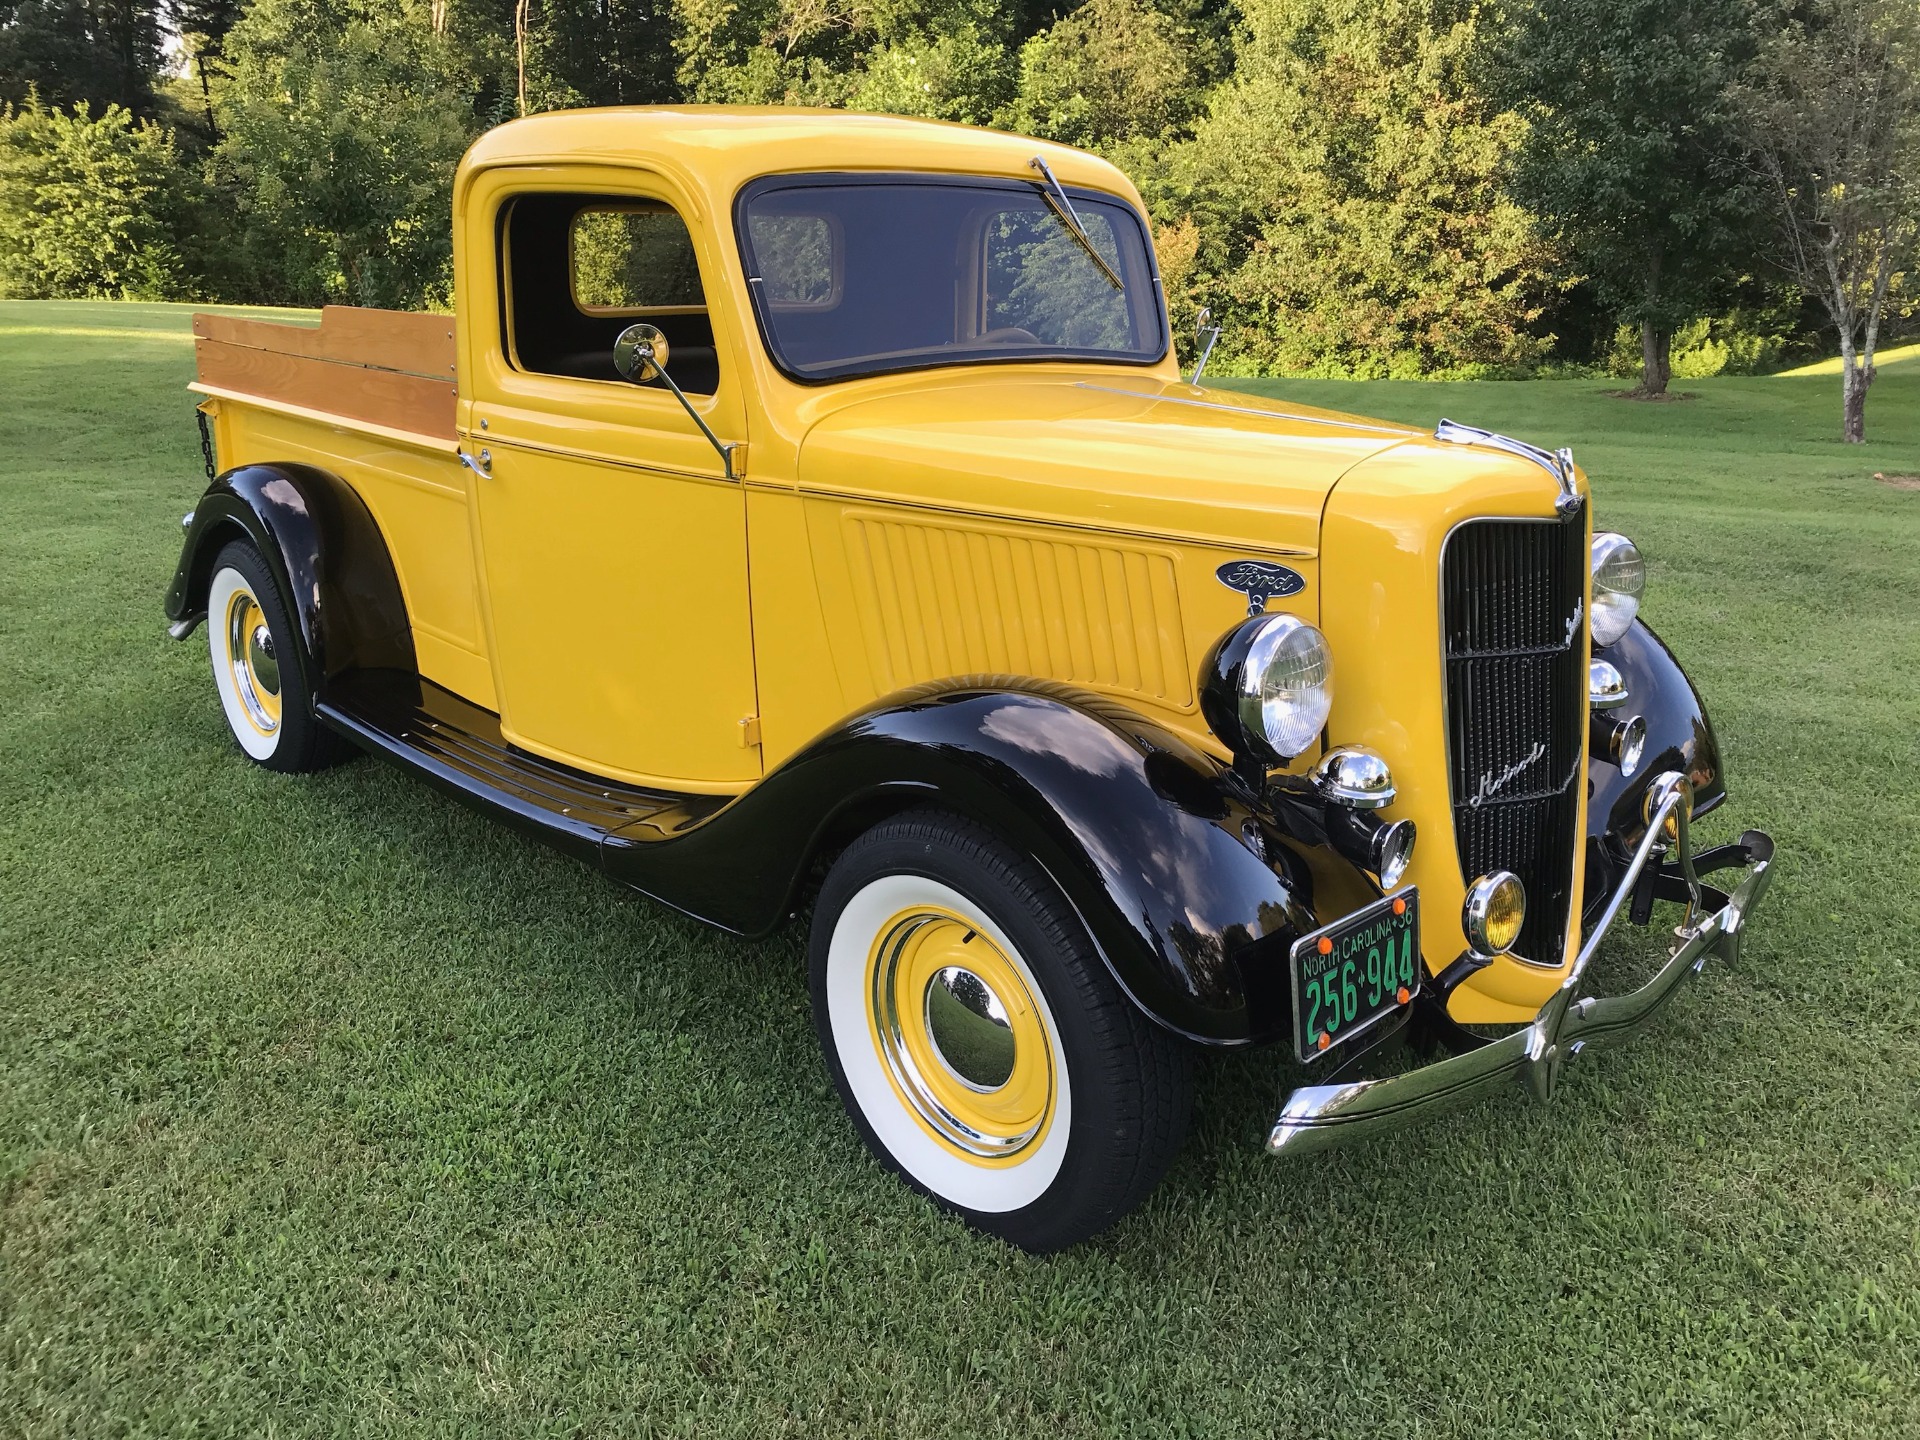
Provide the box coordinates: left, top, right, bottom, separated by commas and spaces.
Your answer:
3, 299, 1917, 1439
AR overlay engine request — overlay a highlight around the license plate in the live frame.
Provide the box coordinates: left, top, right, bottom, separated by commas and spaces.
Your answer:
1290, 889, 1421, 1062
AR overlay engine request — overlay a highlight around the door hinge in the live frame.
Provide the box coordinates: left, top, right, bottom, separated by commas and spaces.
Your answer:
738, 715, 762, 748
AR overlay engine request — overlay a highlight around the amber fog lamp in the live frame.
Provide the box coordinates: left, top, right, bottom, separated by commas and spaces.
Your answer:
1463, 871, 1526, 957
1200, 613, 1334, 770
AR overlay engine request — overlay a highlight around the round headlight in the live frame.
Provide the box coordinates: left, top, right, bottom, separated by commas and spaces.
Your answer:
1590, 532, 1644, 646
1201, 613, 1334, 768
1463, 871, 1526, 956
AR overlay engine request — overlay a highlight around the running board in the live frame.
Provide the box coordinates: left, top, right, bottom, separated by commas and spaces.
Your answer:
317, 671, 727, 867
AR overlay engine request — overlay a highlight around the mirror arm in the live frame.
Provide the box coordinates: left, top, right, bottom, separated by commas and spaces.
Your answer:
649, 363, 742, 481
1190, 309, 1223, 385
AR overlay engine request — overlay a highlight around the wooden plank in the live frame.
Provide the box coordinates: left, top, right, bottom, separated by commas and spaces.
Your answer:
194, 338, 457, 441
191, 306, 456, 380
193, 312, 329, 362
317, 306, 457, 379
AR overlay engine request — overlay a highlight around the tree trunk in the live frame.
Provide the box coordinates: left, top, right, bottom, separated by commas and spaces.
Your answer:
1639, 321, 1671, 396
1842, 358, 1873, 443
516, 0, 531, 116
195, 53, 218, 145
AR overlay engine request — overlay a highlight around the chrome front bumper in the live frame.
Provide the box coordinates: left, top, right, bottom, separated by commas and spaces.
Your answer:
1267, 771, 1776, 1156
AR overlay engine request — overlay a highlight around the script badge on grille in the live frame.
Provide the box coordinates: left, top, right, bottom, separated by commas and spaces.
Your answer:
1216, 560, 1306, 616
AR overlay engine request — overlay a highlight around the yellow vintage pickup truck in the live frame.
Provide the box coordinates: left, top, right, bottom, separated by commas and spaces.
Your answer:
165, 107, 1776, 1251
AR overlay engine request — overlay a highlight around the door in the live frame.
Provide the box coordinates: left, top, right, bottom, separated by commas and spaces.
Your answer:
465, 170, 759, 790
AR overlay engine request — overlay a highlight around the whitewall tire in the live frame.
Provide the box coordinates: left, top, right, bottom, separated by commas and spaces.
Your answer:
809, 809, 1193, 1252
823, 872, 1073, 1213
204, 540, 349, 774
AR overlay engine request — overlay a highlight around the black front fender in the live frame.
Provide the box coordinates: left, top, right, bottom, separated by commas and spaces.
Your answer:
603, 683, 1322, 1046
165, 462, 414, 693
1583, 619, 1726, 914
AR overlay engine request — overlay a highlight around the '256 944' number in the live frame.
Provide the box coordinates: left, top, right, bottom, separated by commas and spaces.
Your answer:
1292, 890, 1421, 1061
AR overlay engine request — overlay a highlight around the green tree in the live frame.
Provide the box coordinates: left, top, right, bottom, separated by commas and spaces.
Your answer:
168, 0, 247, 141
213, 0, 474, 307
1005, 0, 1199, 148
1495, 0, 1765, 395
523, 0, 680, 108
0, 0, 167, 116
673, 0, 1021, 121
1739, 0, 1920, 441
1151, 0, 1554, 377
0, 97, 186, 296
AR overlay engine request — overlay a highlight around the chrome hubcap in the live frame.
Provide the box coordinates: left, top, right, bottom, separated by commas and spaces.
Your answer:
924, 965, 1017, 1092
867, 911, 1053, 1160
225, 591, 281, 735
248, 623, 279, 693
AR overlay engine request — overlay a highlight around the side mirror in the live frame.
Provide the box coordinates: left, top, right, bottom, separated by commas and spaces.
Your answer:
1190, 307, 1223, 385
610, 322, 743, 482
612, 323, 669, 383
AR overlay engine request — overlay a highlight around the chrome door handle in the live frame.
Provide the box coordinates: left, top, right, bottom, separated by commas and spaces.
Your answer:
458, 447, 492, 478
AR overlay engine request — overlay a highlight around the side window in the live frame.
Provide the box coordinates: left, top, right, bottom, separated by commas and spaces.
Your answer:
503, 193, 720, 396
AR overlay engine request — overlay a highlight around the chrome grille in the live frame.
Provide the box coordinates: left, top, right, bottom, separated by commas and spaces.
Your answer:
1442, 508, 1588, 964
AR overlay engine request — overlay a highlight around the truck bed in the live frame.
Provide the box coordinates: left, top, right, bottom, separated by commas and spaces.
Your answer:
190, 307, 459, 440
190, 306, 496, 710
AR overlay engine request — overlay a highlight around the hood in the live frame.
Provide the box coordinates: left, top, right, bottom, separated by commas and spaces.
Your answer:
794, 372, 1420, 554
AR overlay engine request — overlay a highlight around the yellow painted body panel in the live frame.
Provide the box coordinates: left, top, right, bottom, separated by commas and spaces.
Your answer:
458, 162, 760, 789
1319, 443, 1592, 1021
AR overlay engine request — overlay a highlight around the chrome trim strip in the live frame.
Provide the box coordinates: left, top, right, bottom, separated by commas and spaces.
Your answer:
1435, 418, 1581, 512
1266, 773, 1778, 1156
1071, 383, 1416, 436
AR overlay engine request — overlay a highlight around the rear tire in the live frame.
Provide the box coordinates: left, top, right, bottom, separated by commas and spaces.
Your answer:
207, 540, 349, 774
810, 808, 1192, 1252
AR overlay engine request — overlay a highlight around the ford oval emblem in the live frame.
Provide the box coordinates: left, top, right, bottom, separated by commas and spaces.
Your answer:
1216, 560, 1306, 615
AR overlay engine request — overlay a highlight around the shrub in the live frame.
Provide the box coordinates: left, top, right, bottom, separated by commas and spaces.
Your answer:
0, 98, 187, 299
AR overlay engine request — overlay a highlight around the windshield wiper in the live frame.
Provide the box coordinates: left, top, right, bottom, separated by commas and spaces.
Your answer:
1028, 156, 1124, 292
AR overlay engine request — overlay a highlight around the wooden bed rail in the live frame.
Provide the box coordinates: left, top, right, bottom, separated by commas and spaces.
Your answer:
192, 307, 458, 441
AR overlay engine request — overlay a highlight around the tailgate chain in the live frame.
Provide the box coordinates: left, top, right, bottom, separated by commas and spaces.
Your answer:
196, 408, 217, 483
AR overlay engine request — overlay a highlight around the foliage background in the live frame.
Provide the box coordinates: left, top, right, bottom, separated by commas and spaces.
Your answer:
7, 0, 1907, 376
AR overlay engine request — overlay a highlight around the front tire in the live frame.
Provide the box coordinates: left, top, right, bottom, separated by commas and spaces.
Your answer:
810, 810, 1192, 1252
207, 540, 347, 773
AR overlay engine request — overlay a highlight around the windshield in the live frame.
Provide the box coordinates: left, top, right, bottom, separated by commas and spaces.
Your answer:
735, 174, 1167, 382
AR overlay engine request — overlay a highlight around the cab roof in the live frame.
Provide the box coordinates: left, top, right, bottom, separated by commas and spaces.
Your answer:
455, 106, 1146, 216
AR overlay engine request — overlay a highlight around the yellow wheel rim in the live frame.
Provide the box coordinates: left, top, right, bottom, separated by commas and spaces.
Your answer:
865, 906, 1057, 1164
221, 587, 282, 736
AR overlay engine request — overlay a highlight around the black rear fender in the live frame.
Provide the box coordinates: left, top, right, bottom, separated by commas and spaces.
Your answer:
165, 462, 414, 693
